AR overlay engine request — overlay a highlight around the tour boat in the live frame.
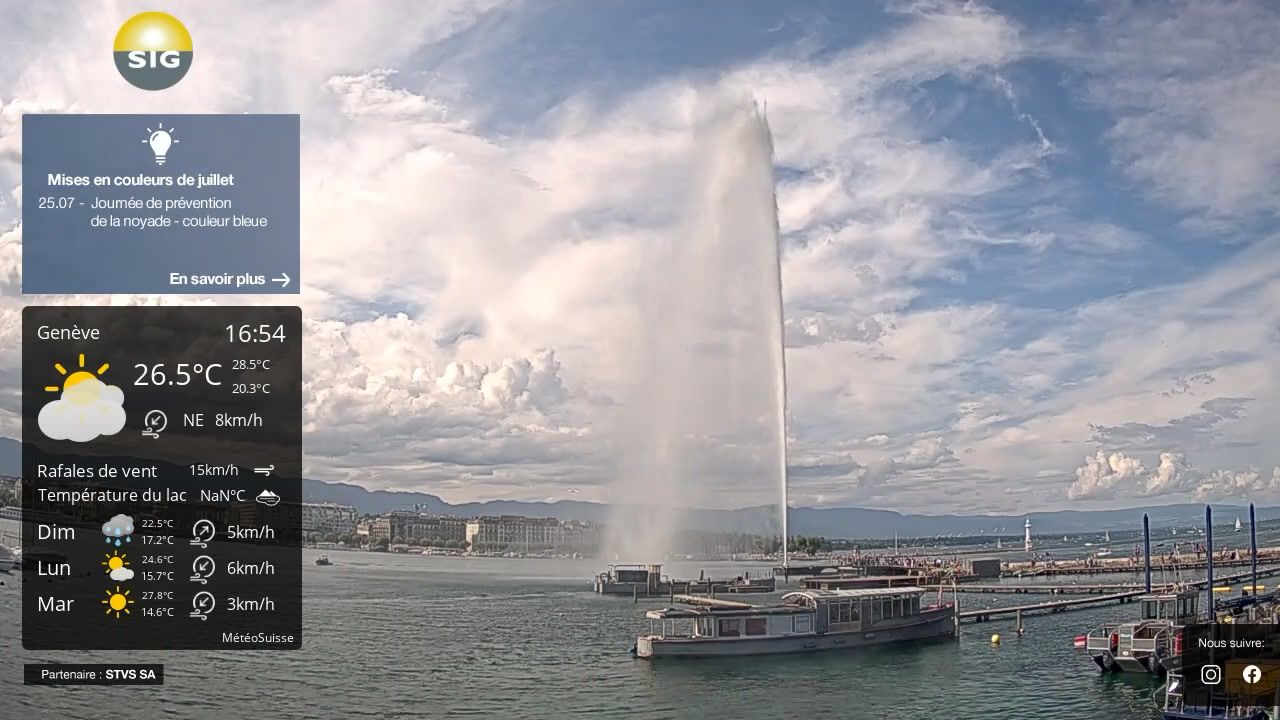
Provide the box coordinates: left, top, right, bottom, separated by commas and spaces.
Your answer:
315, 555, 333, 566
634, 586, 956, 658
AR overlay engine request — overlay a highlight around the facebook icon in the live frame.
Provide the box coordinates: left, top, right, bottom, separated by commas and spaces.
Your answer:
1243, 665, 1264, 685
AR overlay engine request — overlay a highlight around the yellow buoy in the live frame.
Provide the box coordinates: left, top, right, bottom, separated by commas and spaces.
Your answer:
1212, 586, 1232, 593
1244, 585, 1266, 592
991, 633, 1001, 644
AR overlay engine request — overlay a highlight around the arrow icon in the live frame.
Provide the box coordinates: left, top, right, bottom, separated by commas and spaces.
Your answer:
273, 272, 291, 288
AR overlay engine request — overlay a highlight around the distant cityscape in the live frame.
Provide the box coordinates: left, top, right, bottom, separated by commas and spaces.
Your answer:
307, 504, 603, 555
3, 474, 1274, 558
302, 504, 798, 557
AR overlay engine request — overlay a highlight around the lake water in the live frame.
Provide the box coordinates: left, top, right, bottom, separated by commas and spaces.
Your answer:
0, 550, 1189, 719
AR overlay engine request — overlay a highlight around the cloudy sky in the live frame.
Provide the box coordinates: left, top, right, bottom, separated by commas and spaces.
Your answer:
1, 0, 1278, 514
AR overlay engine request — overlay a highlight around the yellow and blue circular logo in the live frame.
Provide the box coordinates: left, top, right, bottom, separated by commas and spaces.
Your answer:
113, 12, 192, 91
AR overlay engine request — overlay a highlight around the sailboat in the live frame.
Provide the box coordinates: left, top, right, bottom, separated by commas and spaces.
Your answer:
1235, 517, 1243, 532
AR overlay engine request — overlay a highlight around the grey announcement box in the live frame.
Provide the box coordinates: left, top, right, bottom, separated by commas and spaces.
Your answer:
22, 114, 299, 294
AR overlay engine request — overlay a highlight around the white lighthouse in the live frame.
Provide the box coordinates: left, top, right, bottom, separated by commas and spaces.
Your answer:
1023, 517, 1033, 552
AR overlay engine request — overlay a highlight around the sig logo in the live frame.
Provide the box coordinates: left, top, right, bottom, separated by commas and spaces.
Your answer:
113, 12, 192, 91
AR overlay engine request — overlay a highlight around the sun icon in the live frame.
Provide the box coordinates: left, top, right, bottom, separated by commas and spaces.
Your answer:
102, 586, 133, 619
44, 353, 109, 394
102, 550, 128, 574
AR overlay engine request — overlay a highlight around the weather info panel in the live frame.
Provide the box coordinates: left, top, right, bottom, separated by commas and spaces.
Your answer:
21, 306, 302, 650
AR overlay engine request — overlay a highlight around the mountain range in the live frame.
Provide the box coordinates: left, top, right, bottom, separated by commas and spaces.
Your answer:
2, 436, 1265, 538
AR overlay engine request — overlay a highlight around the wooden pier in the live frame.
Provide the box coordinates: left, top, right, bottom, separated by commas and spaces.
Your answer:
957, 566, 1280, 623
802, 574, 946, 591
1006, 553, 1280, 577
959, 590, 1143, 622
951, 583, 1150, 595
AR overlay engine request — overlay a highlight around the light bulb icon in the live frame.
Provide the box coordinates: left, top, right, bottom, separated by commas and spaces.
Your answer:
142, 122, 178, 165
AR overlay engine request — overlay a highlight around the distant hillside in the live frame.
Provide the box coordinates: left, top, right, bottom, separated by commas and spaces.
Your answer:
3, 436, 1271, 538
298, 475, 1273, 537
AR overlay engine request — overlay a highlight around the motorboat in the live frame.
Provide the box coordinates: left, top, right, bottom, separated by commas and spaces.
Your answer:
1085, 589, 1198, 674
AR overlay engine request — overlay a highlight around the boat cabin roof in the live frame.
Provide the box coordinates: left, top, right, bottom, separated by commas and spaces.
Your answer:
644, 603, 810, 620
786, 587, 927, 601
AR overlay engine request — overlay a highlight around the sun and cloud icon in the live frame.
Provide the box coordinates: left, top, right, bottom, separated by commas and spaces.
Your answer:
38, 353, 126, 442
102, 550, 134, 582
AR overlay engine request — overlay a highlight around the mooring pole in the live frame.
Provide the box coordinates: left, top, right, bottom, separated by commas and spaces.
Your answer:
1206, 504, 1214, 624
1251, 502, 1258, 598
1143, 513, 1152, 593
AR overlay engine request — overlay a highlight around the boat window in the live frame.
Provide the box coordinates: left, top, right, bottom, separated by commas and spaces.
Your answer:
850, 603, 860, 622
745, 618, 768, 636
1142, 600, 1157, 620
718, 619, 741, 637
837, 601, 851, 623
795, 615, 812, 633
696, 617, 714, 637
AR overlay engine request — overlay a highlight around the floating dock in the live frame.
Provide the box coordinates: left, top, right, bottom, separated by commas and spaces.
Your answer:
802, 574, 945, 590
950, 583, 1151, 595
958, 566, 1280, 623
1007, 554, 1280, 577
594, 564, 775, 597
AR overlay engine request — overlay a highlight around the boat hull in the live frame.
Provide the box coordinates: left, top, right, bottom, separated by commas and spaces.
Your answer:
1164, 709, 1267, 720
1089, 648, 1167, 674
636, 609, 955, 658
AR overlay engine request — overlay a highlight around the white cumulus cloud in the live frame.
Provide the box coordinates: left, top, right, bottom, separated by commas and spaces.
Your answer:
1067, 451, 1148, 500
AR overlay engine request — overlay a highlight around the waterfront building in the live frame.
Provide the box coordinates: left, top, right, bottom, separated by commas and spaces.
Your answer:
301, 502, 358, 540
370, 511, 467, 545
0, 475, 19, 502
465, 515, 599, 553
